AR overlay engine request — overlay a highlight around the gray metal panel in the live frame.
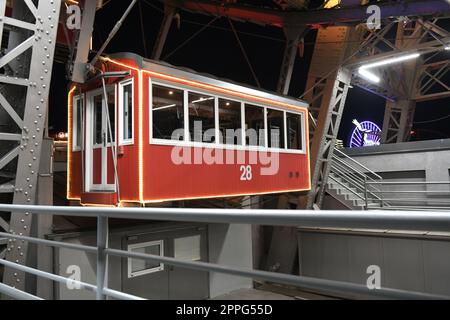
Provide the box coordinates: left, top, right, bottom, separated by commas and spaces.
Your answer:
55, 235, 97, 300
298, 232, 322, 278
168, 227, 209, 300
382, 238, 425, 292
422, 240, 450, 296
120, 224, 209, 300
208, 223, 253, 298
321, 234, 350, 282
35, 138, 54, 299
298, 230, 450, 296
347, 236, 383, 286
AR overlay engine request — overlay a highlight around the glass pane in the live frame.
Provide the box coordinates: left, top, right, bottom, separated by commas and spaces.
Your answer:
245, 104, 265, 147
130, 244, 161, 273
219, 99, 242, 145
93, 95, 103, 145
107, 91, 115, 143
267, 109, 285, 149
122, 83, 133, 141
174, 235, 201, 261
74, 98, 82, 148
188, 92, 215, 143
286, 112, 302, 150
152, 85, 184, 140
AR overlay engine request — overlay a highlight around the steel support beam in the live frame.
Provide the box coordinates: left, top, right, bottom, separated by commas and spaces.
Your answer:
267, 26, 355, 273
1, 0, 62, 292
162, 0, 450, 29
151, 4, 176, 60
305, 68, 351, 209
380, 20, 423, 144
415, 60, 450, 102
276, 27, 305, 95
71, 0, 97, 82
381, 100, 416, 144
298, 26, 357, 209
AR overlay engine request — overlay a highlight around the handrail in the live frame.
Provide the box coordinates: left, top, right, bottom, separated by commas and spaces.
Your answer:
330, 163, 365, 188
5, 204, 450, 229
1, 204, 450, 300
328, 175, 366, 201
332, 154, 367, 179
331, 157, 366, 181
330, 165, 367, 193
329, 171, 383, 208
330, 162, 383, 203
333, 148, 382, 180
331, 152, 383, 195
367, 181, 450, 185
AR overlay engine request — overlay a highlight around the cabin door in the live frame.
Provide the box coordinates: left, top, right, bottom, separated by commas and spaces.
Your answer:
86, 88, 116, 192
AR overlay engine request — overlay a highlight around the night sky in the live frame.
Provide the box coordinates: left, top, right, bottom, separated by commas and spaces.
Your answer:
48, 0, 450, 145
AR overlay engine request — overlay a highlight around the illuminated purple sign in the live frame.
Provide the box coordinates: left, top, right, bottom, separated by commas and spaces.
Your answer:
349, 119, 381, 148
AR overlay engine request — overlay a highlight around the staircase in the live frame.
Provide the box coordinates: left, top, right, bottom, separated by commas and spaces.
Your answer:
326, 148, 384, 210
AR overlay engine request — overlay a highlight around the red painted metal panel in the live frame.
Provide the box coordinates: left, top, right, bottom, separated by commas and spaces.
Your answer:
143, 145, 310, 202
92, 148, 102, 185
106, 147, 115, 185
81, 192, 118, 206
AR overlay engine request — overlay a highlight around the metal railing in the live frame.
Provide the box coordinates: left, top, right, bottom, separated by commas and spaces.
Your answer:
329, 148, 384, 209
365, 181, 450, 211
1, 204, 450, 300
328, 149, 450, 211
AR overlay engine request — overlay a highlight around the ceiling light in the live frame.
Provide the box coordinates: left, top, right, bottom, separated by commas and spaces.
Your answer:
357, 52, 420, 83
361, 53, 420, 70
153, 104, 176, 111
358, 68, 380, 83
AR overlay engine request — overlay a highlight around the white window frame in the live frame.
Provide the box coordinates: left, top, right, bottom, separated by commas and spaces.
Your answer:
187, 89, 218, 145
217, 96, 244, 147
118, 78, 134, 146
148, 77, 307, 155
150, 79, 187, 144
127, 240, 164, 278
72, 95, 83, 152
84, 87, 117, 193
285, 110, 305, 152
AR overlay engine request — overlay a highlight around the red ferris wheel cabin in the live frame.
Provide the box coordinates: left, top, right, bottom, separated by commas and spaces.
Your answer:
67, 53, 311, 206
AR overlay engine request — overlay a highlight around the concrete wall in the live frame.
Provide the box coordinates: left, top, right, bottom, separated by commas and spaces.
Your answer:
345, 139, 450, 186
53, 222, 253, 299
298, 229, 450, 296
345, 139, 450, 206
208, 224, 253, 298
299, 139, 450, 297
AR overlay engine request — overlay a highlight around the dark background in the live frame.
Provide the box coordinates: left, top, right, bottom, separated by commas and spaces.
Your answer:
49, 0, 450, 146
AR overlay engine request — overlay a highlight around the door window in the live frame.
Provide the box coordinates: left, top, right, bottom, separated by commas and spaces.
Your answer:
127, 240, 164, 278
174, 235, 201, 261
93, 95, 103, 146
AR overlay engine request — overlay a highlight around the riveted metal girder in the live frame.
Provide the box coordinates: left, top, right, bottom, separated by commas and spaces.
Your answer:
0, 0, 62, 292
